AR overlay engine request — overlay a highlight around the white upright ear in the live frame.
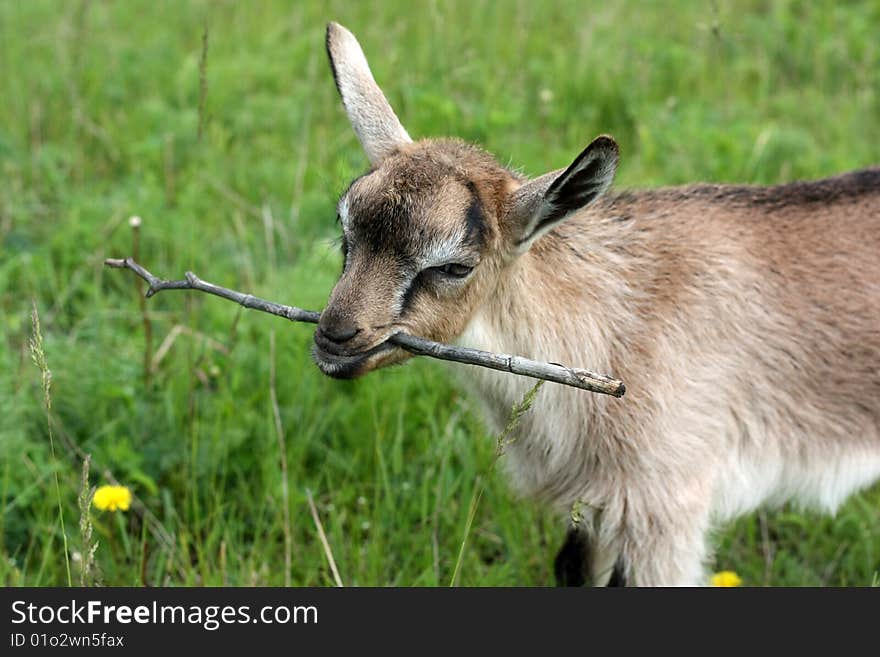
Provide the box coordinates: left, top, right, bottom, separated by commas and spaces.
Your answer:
508, 135, 619, 250
326, 22, 412, 165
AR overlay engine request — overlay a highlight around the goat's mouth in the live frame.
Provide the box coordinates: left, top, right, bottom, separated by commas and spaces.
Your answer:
311, 339, 396, 379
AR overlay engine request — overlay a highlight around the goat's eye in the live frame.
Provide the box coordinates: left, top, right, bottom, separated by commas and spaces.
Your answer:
432, 263, 473, 278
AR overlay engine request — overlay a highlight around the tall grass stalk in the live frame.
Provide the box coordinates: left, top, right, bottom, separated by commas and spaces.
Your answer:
77, 455, 99, 586
29, 302, 72, 587
449, 381, 544, 586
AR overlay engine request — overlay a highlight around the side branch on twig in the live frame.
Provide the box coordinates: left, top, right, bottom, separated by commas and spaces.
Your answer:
103, 257, 626, 397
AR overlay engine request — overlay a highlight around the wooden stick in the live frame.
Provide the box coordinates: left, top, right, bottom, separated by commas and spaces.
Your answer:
103, 257, 626, 397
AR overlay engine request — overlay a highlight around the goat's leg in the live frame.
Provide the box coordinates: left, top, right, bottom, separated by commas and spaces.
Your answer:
553, 525, 591, 586
553, 524, 626, 586
615, 499, 712, 587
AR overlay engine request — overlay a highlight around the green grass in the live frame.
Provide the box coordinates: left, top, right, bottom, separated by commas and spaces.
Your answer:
1, 0, 878, 586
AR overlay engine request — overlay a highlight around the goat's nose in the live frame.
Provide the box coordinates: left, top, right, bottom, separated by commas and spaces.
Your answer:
320, 321, 360, 343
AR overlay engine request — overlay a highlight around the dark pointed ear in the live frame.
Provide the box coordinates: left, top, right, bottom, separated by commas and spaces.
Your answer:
507, 135, 619, 251
326, 22, 412, 165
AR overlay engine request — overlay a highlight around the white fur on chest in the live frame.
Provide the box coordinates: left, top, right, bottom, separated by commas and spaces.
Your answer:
455, 313, 598, 505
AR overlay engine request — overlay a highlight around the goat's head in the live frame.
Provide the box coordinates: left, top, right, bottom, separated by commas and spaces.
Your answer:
313, 22, 620, 378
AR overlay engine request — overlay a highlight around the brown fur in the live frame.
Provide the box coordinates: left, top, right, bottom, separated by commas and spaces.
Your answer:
319, 22, 880, 585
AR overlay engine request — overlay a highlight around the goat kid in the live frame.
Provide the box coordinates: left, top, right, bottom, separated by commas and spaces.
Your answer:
313, 22, 880, 586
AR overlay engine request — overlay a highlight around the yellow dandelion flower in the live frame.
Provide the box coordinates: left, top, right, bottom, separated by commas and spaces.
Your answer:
92, 485, 132, 512
711, 570, 742, 587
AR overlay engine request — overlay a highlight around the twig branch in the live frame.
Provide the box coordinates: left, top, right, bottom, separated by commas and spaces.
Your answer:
103, 257, 626, 397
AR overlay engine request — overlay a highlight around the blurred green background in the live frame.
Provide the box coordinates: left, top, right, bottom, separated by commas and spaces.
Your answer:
1, 0, 878, 586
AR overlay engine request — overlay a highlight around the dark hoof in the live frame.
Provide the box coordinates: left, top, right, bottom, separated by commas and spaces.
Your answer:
553, 527, 590, 587
606, 562, 626, 587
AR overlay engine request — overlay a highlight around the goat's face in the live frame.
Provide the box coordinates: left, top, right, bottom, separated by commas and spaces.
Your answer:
314, 140, 516, 378
315, 23, 618, 378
